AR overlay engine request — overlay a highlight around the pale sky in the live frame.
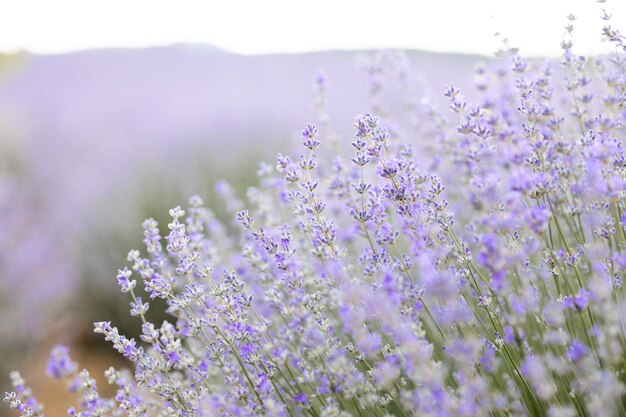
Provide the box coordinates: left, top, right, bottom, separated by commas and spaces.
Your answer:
0, 0, 622, 57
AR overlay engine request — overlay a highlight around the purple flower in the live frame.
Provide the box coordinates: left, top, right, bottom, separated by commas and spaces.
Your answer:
144, 272, 171, 299
574, 288, 590, 311
301, 123, 320, 150
46, 345, 78, 379
116, 267, 136, 293
567, 340, 589, 362
293, 393, 308, 404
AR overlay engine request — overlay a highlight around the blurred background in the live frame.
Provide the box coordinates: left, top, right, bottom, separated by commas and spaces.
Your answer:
0, 0, 621, 414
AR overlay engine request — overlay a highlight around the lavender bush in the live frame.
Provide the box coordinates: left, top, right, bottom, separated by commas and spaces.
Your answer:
5, 10, 626, 417
2, 42, 466, 372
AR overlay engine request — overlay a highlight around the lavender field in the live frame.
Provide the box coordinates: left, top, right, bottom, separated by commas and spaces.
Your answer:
2, 3, 626, 417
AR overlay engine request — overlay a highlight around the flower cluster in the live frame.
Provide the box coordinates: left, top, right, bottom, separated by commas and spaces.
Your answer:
5, 9, 626, 417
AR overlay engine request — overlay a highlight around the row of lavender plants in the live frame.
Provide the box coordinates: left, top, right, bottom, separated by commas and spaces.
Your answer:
5, 10, 626, 417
